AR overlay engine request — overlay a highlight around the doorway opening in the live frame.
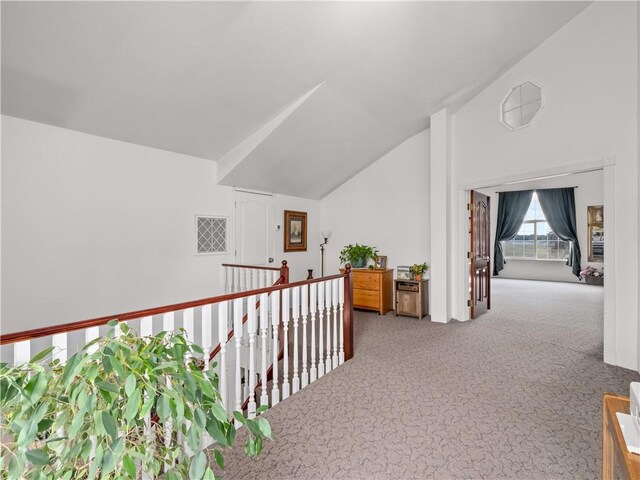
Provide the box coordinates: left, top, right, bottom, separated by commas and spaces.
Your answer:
461, 160, 614, 363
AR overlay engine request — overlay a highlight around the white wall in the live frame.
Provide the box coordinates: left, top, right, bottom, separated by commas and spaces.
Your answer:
478, 170, 604, 283
320, 130, 429, 277
1, 116, 320, 333
450, 3, 639, 370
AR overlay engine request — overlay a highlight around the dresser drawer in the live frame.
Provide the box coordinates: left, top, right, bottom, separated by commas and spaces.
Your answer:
354, 288, 380, 309
353, 272, 380, 291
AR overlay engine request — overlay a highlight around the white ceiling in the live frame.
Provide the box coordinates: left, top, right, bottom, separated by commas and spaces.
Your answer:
1, 2, 589, 199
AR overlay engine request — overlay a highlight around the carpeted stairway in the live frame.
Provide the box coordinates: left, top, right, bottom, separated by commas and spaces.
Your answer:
220, 278, 640, 479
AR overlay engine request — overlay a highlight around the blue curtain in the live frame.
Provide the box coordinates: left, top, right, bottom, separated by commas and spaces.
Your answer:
493, 190, 534, 276
536, 187, 581, 277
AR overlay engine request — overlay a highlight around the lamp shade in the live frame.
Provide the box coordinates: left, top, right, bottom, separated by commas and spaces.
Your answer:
321, 231, 332, 241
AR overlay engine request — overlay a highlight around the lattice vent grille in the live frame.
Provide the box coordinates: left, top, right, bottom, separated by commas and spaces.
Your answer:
196, 216, 227, 254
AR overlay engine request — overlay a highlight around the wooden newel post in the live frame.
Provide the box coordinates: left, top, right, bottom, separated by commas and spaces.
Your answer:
343, 264, 354, 361
280, 260, 289, 284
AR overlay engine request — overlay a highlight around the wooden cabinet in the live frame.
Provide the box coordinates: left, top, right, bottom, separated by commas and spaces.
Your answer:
342, 268, 393, 315
395, 279, 429, 319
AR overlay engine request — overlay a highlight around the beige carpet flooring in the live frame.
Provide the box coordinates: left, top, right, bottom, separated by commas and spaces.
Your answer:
220, 278, 640, 479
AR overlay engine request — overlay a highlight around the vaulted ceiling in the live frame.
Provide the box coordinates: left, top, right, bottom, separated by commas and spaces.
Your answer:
2, 1, 589, 198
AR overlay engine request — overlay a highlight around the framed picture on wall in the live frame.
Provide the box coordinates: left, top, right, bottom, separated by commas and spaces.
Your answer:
284, 210, 307, 252
588, 205, 604, 225
587, 205, 604, 262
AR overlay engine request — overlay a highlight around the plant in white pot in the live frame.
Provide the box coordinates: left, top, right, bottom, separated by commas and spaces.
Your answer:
0, 321, 271, 479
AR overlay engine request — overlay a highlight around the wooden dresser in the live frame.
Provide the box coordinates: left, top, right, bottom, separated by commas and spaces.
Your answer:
342, 268, 393, 315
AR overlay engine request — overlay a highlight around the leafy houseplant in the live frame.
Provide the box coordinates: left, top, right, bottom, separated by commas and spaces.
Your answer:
0, 321, 271, 480
409, 262, 429, 281
339, 244, 378, 269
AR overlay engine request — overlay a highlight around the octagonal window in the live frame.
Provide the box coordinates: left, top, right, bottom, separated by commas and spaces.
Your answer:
501, 82, 542, 130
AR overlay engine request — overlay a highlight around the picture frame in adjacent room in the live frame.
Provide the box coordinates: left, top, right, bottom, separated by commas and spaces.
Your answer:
588, 205, 604, 225
375, 256, 387, 269
284, 210, 307, 252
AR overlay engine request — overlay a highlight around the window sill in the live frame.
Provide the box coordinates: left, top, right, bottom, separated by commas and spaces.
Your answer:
504, 257, 568, 263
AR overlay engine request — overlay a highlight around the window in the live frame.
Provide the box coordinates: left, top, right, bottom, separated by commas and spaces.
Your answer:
502, 193, 571, 260
196, 216, 228, 254
501, 81, 542, 130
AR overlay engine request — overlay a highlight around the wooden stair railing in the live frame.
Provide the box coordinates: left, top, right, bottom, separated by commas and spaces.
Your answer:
1, 263, 354, 426
210, 261, 288, 361
222, 261, 289, 293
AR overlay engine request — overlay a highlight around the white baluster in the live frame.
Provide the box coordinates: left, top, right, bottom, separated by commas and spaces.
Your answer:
301, 284, 309, 388
233, 298, 243, 425
252, 270, 258, 290
50, 333, 68, 444
271, 270, 277, 285
332, 279, 339, 369
182, 308, 195, 459
309, 283, 317, 382
317, 281, 325, 378
202, 305, 212, 370
163, 312, 174, 332
183, 308, 195, 341
162, 312, 174, 459
141, 321, 153, 478
271, 290, 280, 406
339, 277, 345, 365
85, 326, 100, 355
234, 268, 239, 293
247, 296, 257, 418
325, 281, 333, 373
281, 289, 290, 400
52, 333, 67, 363
114, 321, 122, 338
83, 326, 98, 462
13, 340, 30, 366
291, 286, 300, 394
140, 316, 153, 337
218, 302, 229, 413
259, 293, 269, 406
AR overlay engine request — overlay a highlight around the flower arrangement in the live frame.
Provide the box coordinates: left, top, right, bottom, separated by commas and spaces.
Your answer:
579, 265, 604, 281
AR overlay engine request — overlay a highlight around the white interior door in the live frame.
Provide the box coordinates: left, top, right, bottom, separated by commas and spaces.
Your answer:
234, 190, 274, 266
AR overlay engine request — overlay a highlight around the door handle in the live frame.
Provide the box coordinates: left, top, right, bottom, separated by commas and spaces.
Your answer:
268, 257, 274, 263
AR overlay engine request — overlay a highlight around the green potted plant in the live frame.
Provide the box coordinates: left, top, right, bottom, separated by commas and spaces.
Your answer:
339, 244, 378, 269
0, 321, 271, 479
409, 262, 429, 281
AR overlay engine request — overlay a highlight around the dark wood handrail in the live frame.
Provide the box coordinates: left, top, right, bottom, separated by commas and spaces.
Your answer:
0, 265, 351, 346
0, 261, 290, 345
222, 263, 282, 272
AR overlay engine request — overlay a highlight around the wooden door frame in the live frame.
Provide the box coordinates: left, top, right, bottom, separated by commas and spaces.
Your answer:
456, 157, 616, 364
